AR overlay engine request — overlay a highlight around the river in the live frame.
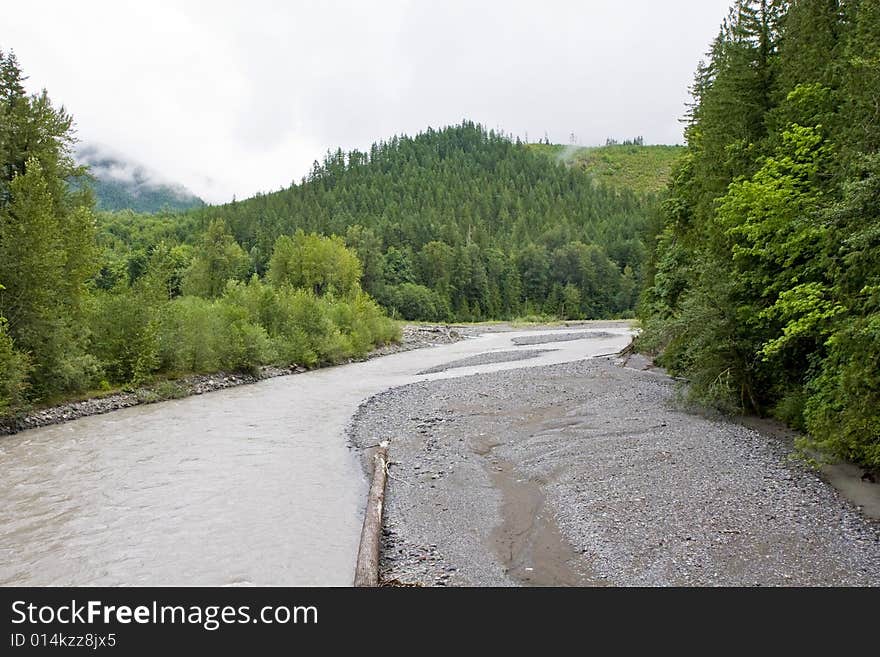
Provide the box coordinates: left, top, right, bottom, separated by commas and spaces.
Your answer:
0, 325, 633, 586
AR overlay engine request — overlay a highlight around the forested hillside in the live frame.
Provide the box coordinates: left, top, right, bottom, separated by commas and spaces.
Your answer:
0, 49, 397, 417
640, 0, 880, 468
130, 123, 657, 322
75, 145, 205, 213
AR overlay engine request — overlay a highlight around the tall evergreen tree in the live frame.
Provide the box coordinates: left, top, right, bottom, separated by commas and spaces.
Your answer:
0, 50, 98, 398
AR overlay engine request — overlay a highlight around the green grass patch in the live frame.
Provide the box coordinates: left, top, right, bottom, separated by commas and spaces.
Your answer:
529, 143, 684, 195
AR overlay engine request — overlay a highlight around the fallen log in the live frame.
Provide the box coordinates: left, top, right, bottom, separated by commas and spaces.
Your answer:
618, 338, 636, 358
354, 440, 390, 587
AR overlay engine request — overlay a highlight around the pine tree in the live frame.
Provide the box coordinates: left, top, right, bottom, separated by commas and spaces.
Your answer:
840, 0, 880, 157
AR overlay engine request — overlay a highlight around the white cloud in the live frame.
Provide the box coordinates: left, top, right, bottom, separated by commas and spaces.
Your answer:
4, 0, 732, 203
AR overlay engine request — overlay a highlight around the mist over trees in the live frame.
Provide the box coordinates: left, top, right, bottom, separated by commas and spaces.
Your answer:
640, 0, 880, 467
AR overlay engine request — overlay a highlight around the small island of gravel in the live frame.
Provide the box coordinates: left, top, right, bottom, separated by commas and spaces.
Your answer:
417, 349, 554, 375
511, 331, 616, 346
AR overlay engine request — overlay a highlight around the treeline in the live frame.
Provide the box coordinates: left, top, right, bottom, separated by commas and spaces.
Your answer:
640, 0, 880, 467
0, 49, 397, 417
100, 122, 656, 323
605, 137, 645, 146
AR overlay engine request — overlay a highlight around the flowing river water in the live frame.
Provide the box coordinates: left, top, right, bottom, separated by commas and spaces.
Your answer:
0, 326, 633, 586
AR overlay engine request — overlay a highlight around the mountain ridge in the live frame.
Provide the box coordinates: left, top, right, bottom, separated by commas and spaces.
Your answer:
75, 145, 205, 213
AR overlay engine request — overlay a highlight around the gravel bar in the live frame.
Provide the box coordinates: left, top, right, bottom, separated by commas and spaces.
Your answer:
349, 356, 880, 587
511, 331, 616, 346
417, 349, 554, 375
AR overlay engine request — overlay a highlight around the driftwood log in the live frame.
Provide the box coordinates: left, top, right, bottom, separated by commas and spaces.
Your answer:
353, 440, 389, 587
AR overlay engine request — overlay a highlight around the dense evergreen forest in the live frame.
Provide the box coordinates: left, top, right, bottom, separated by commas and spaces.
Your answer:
0, 48, 397, 417
101, 123, 657, 323
640, 0, 880, 468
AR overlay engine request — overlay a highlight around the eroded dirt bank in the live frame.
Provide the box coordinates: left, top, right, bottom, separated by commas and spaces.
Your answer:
349, 351, 880, 586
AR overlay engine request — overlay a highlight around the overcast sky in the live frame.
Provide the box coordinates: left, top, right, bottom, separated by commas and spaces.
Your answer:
6, 1, 732, 203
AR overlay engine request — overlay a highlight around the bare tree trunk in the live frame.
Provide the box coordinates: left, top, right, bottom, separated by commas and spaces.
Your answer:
353, 441, 389, 587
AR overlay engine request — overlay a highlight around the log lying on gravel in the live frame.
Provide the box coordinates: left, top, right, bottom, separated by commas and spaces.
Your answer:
354, 440, 390, 587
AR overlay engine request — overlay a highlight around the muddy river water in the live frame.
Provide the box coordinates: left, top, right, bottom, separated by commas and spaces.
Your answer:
0, 326, 633, 586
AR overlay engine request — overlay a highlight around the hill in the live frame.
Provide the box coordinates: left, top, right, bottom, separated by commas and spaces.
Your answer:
76, 145, 205, 213
161, 122, 659, 321
529, 143, 683, 195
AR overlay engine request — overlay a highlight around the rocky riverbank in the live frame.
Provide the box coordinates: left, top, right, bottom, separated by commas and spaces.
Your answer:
349, 349, 880, 586
0, 324, 463, 436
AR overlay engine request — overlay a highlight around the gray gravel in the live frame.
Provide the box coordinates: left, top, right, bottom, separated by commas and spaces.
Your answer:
349, 356, 880, 587
511, 331, 616, 346
417, 349, 553, 375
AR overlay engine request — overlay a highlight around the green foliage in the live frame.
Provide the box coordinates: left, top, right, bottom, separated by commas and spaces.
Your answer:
758, 283, 843, 359
379, 283, 451, 321
344, 224, 384, 295
155, 295, 225, 373
0, 312, 29, 416
131, 122, 657, 322
86, 274, 398, 387
640, 0, 880, 467
333, 292, 400, 353
0, 49, 400, 417
215, 300, 273, 376
804, 305, 880, 466
181, 218, 248, 297
88, 287, 160, 384
0, 49, 100, 401
217, 278, 397, 368
267, 230, 362, 296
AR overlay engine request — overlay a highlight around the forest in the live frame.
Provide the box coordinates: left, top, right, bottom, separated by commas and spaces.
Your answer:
97, 123, 658, 324
528, 142, 684, 194
639, 0, 880, 468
